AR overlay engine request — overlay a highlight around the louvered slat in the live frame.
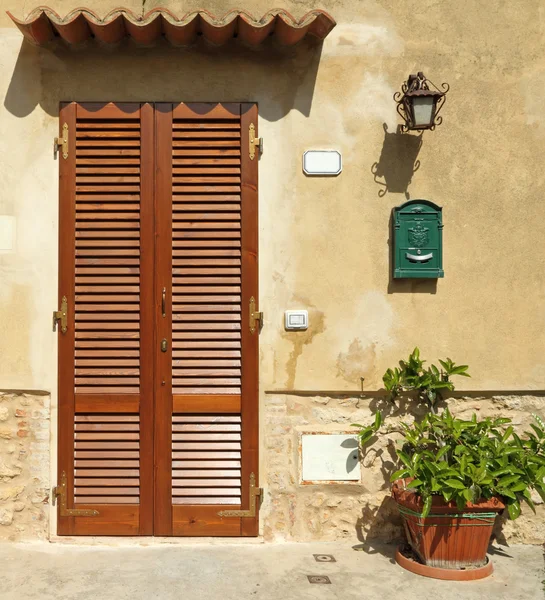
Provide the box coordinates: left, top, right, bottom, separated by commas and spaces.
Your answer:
74, 119, 141, 393
74, 414, 140, 504
172, 415, 241, 505
171, 117, 242, 396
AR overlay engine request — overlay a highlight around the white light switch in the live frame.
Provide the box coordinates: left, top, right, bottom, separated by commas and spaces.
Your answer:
285, 310, 308, 330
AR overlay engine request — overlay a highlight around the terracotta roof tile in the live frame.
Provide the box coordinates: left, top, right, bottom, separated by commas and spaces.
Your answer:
7, 7, 336, 46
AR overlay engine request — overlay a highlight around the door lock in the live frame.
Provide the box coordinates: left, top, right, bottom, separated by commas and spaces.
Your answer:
161, 339, 168, 352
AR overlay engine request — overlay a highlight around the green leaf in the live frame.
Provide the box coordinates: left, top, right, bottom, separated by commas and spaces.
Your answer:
474, 465, 487, 483
507, 500, 521, 520
469, 484, 481, 503
442, 490, 453, 502
436, 446, 449, 460
431, 381, 454, 390
492, 468, 513, 478
499, 488, 517, 500
440, 469, 464, 478
530, 424, 544, 440
454, 445, 467, 456
445, 479, 466, 489
374, 412, 382, 429
390, 469, 411, 482
397, 451, 411, 468
450, 365, 470, 375
533, 484, 545, 503
422, 496, 432, 518
407, 479, 424, 489
501, 426, 514, 443
497, 475, 520, 488
510, 482, 527, 492
455, 493, 467, 510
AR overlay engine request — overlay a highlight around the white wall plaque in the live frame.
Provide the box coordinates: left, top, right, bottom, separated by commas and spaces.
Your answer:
301, 434, 360, 482
303, 150, 342, 176
0, 216, 16, 252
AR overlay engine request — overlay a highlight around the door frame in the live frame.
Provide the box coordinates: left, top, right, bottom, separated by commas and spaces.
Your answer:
56, 101, 260, 537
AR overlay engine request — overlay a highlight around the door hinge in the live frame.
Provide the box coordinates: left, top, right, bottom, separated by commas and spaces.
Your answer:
249, 296, 263, 334
249, 123, 262, 160
54, 123, 69, 160
218, 473, 263, 518
53, 296, 68, 333
52, 471, 99, 517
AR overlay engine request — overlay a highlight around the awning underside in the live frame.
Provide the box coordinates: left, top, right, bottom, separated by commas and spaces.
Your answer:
7, 7, 336, 47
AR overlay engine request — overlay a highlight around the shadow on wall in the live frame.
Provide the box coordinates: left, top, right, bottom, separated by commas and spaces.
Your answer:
371, 123, 423, 198
354, 496, 401, 562
4, 37, 323, 121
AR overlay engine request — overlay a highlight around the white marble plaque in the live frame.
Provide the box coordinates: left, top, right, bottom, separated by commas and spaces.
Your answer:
302, 150, 342, 176
301, 434, 360, 482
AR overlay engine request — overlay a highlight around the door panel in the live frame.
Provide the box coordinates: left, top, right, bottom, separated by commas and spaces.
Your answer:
155, 102, 259, 536
58, 102, 259, 536
58, 102, 154, 535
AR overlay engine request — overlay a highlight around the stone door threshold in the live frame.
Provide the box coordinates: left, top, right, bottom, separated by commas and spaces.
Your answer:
49, 535, 265, 546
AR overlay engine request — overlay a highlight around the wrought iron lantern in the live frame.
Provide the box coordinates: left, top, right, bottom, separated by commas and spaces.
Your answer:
394, 72, 449, 132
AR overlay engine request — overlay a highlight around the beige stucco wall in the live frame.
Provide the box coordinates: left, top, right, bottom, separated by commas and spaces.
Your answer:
0, 0, 544, 540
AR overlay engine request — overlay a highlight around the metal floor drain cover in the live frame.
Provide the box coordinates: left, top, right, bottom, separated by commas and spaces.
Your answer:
308, 576, 331, 584
313, 554, 336, 563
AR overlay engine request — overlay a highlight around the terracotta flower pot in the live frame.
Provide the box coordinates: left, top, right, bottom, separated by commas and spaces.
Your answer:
392, 480, 505, 569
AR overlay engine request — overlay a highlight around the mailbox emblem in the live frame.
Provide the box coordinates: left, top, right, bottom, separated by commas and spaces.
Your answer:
408, 222, 429, 248
393, 199, 444, 279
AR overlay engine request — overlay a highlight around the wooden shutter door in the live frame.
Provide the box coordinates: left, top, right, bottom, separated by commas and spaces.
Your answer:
57, 102, 154, 535
154, 103, 260, 536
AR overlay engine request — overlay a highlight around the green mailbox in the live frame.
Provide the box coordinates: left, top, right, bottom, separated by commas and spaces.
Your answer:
393, 199, 444, 279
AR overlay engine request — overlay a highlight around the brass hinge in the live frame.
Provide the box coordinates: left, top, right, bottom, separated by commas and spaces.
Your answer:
52, 471, 99, 517
218, 473, 263, 518
54, 123, 69, 160
52, 296, 68, 333
249, 123, 262, 160
249, 296, 263, 334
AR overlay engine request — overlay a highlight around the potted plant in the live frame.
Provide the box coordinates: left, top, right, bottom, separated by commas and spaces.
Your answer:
354, 349, 545, 580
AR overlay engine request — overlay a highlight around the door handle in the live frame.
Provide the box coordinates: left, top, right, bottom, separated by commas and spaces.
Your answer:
161, 339, 168, 352
162, 287, 166, 318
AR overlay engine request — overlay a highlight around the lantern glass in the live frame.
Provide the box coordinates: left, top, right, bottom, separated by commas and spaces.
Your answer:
412, 96, 435, 128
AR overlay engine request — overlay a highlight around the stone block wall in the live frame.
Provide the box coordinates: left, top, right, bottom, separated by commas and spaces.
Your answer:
261, 393, 545, 545
0, 389, 542, 544
0, 392, 50, 541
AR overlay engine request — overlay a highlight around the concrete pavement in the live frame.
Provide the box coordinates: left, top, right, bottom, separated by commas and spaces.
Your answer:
0, 541, 542, 600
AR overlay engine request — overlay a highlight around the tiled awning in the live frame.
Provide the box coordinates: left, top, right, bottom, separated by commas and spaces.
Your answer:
7, 7, 336, 46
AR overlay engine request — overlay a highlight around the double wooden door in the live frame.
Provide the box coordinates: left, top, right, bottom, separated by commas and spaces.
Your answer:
56, 102, 259, 536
